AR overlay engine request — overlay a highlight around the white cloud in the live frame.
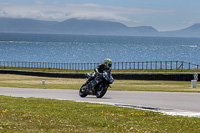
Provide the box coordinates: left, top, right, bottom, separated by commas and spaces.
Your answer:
0, 3, 174, 22
132, 20, 144, 23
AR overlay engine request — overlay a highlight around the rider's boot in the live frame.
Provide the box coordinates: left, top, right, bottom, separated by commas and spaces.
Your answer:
82, 79, 91, 93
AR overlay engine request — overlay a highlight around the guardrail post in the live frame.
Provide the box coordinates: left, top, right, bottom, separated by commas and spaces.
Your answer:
182, 61, 184, 70
142, 62, 143, 70
155, 61, 157, 70
189, 63, 191, 70
160, 61, 162, 69
170, 61, 172, 70
138, 62, 139, 70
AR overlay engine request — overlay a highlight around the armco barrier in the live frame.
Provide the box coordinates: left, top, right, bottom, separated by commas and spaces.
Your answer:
112, 73, 197, 81
0, 70, 85, 78
0, 69, 199, 81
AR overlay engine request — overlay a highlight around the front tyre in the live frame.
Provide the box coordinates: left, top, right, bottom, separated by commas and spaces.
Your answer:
96, 84, 108, 98
79, 85, 87, 97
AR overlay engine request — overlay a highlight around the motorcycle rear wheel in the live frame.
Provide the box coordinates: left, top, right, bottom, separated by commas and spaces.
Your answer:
79, 85, 87, 97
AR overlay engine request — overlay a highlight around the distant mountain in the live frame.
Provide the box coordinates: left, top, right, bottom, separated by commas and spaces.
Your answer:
51, 18, 130, 35
0, 18, 158, 36
127, 26, 159, 36
0, 18, 57, 33
0, 17, 200, 37
161, 23, 200, 38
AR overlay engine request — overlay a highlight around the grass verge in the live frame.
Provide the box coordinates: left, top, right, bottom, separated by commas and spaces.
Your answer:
0, 74, 199, 92
0, 96, 200, 132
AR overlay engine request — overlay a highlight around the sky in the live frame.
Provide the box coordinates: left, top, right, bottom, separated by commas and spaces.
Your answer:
0, 0, 200, 31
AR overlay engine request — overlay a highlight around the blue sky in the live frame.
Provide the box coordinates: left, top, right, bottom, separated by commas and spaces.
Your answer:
0, 0, 200, 31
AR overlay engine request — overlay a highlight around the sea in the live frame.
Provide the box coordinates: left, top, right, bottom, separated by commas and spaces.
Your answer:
0, 33, 200, 65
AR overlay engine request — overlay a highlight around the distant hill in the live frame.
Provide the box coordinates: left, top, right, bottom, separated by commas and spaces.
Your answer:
0, 18, 57, 33
51, 19, 130, 35
161, 23, 200, 38
0, 17, 200, 37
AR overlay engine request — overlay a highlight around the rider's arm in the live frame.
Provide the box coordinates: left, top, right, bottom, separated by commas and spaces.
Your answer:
94, 64, 104, 75
109, 70, 114, 79
94, 67, 100, 73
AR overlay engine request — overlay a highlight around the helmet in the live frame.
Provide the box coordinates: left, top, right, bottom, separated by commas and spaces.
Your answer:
104, 58, 112, 68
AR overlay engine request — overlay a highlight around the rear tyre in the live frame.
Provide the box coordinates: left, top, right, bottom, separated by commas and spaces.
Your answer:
96, 84, 108, 98
79, 85, 87, 97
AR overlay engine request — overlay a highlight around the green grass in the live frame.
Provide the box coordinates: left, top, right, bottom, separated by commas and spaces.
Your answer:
113, 80, 200, 92
0, 74, 200, 92
0, 96, 200, 132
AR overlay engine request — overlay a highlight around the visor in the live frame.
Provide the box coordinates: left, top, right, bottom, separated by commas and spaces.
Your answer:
108, 63, 112, 68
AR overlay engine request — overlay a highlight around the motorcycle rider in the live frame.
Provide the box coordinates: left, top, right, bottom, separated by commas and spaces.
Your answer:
86, 58, 112, 94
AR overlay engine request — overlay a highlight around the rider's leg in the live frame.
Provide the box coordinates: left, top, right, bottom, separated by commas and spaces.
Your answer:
83, 79, 90, 86
83, 76, 95, 87
87, 80, 97, 94
91, 77, 103, 92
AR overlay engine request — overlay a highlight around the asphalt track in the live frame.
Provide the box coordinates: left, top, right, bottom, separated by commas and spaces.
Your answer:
0, 87, 200, 117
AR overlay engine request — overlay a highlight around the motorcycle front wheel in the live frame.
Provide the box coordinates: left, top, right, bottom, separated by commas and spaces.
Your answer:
96, 84, 108, 98
79, 84, 88, 97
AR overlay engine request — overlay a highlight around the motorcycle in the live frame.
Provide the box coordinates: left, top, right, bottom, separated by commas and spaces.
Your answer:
79, 70, 114, 98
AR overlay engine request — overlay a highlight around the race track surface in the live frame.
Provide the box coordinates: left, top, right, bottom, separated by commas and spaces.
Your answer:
0, 87, 200, 117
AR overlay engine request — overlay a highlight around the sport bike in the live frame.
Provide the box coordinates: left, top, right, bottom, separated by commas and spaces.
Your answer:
79, 70, 114, 98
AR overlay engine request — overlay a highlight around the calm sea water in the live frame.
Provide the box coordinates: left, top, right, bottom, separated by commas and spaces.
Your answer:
0, 33, 200, 65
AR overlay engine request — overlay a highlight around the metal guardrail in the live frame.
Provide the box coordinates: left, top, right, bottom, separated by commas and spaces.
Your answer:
0, 61, 199, 70
112, 61, 200, 70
